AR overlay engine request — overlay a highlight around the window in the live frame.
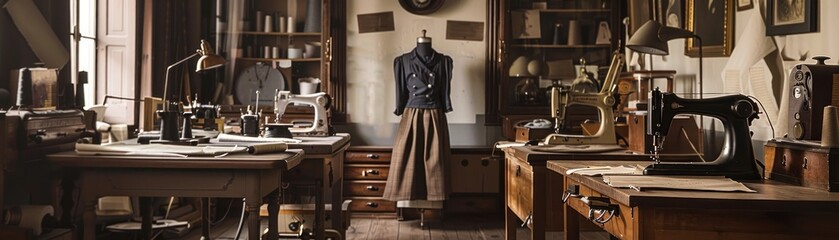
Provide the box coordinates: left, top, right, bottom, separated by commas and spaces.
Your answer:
70, 0, 96, 108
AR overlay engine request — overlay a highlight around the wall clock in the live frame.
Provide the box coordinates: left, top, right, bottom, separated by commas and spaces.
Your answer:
398, 0, 445, 15
235, 62, 285, 105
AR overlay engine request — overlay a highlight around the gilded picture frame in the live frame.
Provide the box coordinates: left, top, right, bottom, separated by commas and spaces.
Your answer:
685, 0, 734, 57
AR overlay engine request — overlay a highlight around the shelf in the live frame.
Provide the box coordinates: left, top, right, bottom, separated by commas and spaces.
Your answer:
512, 9, 611, 13
238, 58, 321, 62
223, 31, 322, 36
511, 44, 611, 48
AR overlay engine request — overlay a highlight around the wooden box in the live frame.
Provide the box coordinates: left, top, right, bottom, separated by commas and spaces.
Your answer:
514, 126, 554, 142
764, 139, 839, 192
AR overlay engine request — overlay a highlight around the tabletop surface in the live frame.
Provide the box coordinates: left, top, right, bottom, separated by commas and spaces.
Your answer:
548, 160, 839, 211
504, 145, 697, 165
48, 148, 305, 170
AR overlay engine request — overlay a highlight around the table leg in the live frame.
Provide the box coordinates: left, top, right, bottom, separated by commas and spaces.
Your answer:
201, 197, 211, 239
82, 199, 96, 240
505, 207, 517, 240
330, 159, 344, 238
246, 198, 262, 240
314, 179, 325, 240
563, 203, 580, 240
139, 197, 154, 240
266, 190, 280, 240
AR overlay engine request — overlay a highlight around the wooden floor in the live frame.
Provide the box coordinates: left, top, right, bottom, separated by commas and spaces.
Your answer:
179, 215, 611, 240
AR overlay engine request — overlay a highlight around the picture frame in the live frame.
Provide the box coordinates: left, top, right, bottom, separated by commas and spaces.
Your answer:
685, 0, 734, 57
737, 0, 753, 11
765, 0, 818, 36
628, 0, 652, 36
658, 0, 684, 29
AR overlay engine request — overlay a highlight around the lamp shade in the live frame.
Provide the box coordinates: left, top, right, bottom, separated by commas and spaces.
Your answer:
195, 40, 226, 71
509, 56, 532, 77
627, 20, 668, 55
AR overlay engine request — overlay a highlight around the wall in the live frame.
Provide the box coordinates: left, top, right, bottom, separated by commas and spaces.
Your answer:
338, 0, 502, 146
649, 0, 836, 162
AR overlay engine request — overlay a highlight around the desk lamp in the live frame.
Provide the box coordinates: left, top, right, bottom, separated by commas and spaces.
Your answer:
627, 20, 703, 100
156, 40, 225, 143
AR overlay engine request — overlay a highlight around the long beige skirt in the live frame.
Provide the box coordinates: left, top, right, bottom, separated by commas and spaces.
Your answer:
382, 108, 451, 201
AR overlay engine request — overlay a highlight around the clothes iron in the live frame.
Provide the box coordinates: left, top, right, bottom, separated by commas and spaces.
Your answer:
273, 90, 331, 137
645, 87, 762, 180
543, 51, 623, 145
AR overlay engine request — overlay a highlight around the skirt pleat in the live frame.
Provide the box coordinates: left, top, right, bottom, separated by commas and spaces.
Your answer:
382, 108, 450, 201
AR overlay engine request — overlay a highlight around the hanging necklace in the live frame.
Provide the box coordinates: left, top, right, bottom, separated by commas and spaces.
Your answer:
251, 63, 269, 89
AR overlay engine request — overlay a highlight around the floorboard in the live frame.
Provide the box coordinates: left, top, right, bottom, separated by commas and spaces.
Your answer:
346, 218, 372, 240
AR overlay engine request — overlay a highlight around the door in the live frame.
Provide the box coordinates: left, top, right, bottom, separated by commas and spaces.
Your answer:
97, 0, 137, 124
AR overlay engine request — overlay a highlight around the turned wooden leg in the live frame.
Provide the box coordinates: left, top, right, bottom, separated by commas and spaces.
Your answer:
266, 190, 280, 240
246, 199, 261, 240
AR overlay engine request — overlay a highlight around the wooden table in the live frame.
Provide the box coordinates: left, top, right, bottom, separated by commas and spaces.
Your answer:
285, 133, 351, 239
48, 149, 304, 240
502, 146, 694, 240
549, 160, 839, 240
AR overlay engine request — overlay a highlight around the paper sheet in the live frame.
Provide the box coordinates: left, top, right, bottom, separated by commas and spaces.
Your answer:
216, 133, 302, 143
566, 165, 644, 176
530, 144, 624, 153
75, 143, 248, 157
602, 175, 756, 192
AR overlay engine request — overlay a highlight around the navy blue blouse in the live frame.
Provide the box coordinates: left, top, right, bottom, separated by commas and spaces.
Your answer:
393, 48, 454, 116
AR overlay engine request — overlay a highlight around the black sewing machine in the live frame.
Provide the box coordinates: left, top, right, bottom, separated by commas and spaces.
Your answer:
645, 88, 762, 180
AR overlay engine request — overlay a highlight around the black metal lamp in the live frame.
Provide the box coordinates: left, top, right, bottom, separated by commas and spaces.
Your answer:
627, 20, 703, 99
156, 40, 225, 143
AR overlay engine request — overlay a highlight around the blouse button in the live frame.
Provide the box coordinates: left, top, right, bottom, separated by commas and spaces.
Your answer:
427, 84, 433, 88
429, 73, 434, 77
413, 85, 418, 89
425, 94, 431, 98
411, 73, 417, 77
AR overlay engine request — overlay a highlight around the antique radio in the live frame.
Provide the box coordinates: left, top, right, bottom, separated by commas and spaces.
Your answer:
788, 56, 839, 140
5, 109, 86, 150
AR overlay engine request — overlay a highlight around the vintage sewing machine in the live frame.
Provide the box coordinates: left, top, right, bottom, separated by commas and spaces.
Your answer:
543, 51, 623, 145
273, 90, 331, 137
645, 87, 762, 180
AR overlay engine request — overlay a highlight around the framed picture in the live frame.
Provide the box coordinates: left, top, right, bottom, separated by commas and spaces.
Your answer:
686, 0, 734, 57
765, 0, 818, 36
658, 0, 684, 29
737, 0, 753, 11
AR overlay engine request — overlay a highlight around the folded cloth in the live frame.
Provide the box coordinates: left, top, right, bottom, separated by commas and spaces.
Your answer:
75, 143, 248, 157
566, 165, 643, 176
602, 175, 756, 192
216, 133, 302, 143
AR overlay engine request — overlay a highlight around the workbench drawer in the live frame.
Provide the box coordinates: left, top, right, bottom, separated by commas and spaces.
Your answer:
344, 180, 386, 197
565, 178, 633, 239
347, 197, 396, 212
345, 165, 390, 180
506, 157, 533, 222
345, 152, 392, 164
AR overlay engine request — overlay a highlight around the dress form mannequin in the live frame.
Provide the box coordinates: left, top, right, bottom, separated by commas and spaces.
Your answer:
416, 30, 433, 59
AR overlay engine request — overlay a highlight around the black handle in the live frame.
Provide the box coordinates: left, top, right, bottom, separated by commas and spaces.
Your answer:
366, 185, 379, 191
366, 154, 379, 159
515, 165, 521, 176
366, 202, 379, 208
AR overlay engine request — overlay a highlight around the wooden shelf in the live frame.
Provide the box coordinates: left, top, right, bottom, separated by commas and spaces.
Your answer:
511, 44, 611, 48
238, 58, 321, 62
223, 31, 322, 37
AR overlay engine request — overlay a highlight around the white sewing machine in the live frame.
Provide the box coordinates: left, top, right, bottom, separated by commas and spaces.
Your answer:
273, 90, 331, 136
543, 51, 624, 145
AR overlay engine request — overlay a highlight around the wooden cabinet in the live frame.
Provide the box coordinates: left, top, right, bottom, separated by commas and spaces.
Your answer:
486, 0, 625, 134
343, 146, 500, 217
343, 146, 397, 217
204, 0, 347, 122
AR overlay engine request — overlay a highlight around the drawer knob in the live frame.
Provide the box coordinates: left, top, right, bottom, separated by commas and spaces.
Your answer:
461, 159, 469, 166
781, 155, 787, 166
515, 165, 521, 176
580, 196, 619, 225
362, 169, 380, 176
366, 202, 379, 208
366, 154, 380, 159
803, 157, 809, 169
366, 185, 379, 191
562, 184, 580, 203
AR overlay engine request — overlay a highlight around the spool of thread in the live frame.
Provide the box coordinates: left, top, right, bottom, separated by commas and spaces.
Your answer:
272, 46, 280, 59
241, 114, 259, 137
567, 20, 582, 46
247, 142, 288, 154
278, 16, 287, 33
822, 106, 839, 148
264, 14, 273, 32
255, 11, 263, 33
287, 16, 295, 33
3, 205, 54, 236
16, 68, 32, 107
263, 46, 271, 59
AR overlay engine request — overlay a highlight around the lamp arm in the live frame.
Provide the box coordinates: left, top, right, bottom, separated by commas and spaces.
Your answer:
162, 52, 200, 111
